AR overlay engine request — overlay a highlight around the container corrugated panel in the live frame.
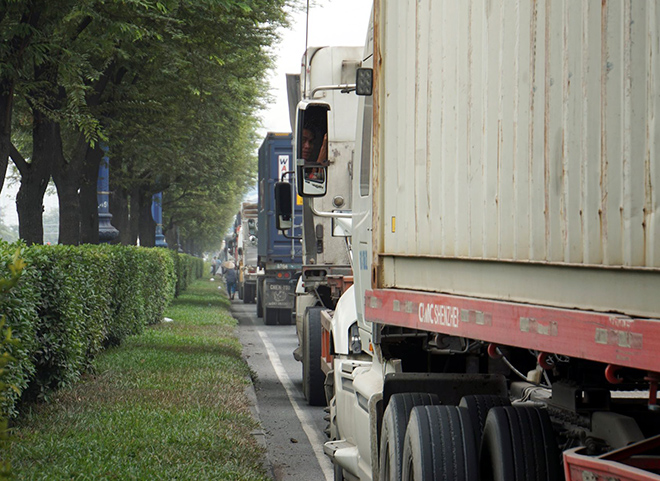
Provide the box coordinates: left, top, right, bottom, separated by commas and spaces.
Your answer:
374, 0, 660, 317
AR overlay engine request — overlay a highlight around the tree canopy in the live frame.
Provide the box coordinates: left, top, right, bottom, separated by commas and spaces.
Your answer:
0, 0, 295, 252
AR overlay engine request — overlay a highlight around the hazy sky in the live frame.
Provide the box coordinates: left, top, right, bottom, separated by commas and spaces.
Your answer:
259, 0, 372, 134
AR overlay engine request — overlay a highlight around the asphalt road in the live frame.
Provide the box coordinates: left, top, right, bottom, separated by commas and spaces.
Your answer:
232, 300, 334, 481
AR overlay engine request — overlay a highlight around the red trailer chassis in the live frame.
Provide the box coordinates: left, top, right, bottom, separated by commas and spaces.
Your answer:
365, 288, 660, 480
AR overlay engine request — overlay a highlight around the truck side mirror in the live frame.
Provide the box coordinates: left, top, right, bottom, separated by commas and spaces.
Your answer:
274, 181, 293, 231
300, 166, 328, 196
356, 68, 373, 96
295, 102, 330, 197
247, 218, 257, 236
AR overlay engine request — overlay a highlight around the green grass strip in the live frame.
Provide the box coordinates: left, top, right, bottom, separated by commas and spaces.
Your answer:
9, 279, 268, 480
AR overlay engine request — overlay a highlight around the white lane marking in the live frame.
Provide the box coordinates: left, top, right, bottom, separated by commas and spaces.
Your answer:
256, 328, 333, 481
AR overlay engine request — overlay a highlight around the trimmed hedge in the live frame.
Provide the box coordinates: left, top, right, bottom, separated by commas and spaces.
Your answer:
0, 243, 202, 418
1, 250, 24, 479
168, 250, 204, 296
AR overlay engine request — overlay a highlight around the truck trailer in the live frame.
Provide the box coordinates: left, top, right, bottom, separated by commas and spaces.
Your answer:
257, 132, 302, 325
291, 1, 660, 480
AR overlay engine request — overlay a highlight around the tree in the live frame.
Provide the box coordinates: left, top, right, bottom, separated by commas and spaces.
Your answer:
0, 1, 41, 195
3, 0, 294, 248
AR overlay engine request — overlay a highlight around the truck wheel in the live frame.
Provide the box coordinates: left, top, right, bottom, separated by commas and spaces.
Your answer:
401, 405, 478, 481
277, 308, 293, 325
479, 406, 561, 481
243, 283, 250, 304
256, 281, 263, 318
302, 307, 325, 406
459, 395, 511, 443
379, 393, 441, 481
264, 307, 278, 326
238, 284, 244, 300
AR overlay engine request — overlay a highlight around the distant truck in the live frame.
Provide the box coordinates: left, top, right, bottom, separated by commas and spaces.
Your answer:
257, 133, 302, 325
236, 202, 259, 303
287, 2, 660, 481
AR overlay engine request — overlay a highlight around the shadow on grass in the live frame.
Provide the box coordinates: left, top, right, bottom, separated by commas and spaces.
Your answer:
170, 296, 229, 308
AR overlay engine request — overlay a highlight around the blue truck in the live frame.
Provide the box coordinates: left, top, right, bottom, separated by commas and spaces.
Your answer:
256, 133, 303, 325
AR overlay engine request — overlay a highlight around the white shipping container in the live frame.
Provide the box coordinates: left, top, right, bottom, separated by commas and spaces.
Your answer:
372, 0, 660, 318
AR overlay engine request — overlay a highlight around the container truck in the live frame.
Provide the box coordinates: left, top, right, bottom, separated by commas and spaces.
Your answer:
281, 46, 361, 406
257, 132, 302, 325
290, 1, 660, 480
236, 201, 259, 303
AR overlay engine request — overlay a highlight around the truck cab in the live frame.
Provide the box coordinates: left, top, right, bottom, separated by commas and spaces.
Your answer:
277, 47, 362, 407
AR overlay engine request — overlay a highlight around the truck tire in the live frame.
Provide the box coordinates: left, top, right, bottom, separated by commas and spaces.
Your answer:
302, 307, 326, 406
479, 406, 561, 481
264, 307, 278, 326
459, 395, 511, 443
238, 283, 244, 300
256, 280, 263, 318
243, 283, 250, 304
379, 393, 441, 481
401, 405, 478, 481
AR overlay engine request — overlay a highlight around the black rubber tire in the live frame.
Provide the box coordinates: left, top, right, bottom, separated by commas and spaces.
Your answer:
480, 406, 562, 481
256, 280, 263, 318
401, 405, 478, 481
302, 307, 326, 406
459, 395, 511, 443
238, 283, 244, 300
242, 283, 249, 303
379, 393, 441, 481
280, 308, 293, 325
264, 307, 278, 326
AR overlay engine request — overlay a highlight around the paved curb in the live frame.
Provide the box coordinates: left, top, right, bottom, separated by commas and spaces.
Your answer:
231, 298, 275, 480
244, 377, 275, 480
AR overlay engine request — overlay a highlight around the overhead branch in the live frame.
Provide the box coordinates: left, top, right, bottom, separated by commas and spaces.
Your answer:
162, 190, 193, 207
10, 143, 28, 175
70, 15, 93, 43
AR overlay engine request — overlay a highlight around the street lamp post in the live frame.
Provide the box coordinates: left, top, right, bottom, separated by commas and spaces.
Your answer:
98, 144, 119, 243
152, 192, 167, 247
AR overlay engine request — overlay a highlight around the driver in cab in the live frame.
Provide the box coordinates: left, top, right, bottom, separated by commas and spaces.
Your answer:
301, 126, 328, 182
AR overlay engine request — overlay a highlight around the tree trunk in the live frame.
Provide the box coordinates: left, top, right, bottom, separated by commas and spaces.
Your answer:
183, 237, 197, 256
53, 137, 88, 245
79, 145, 102, 244
109, 184, 130, 245
128, 185, 140, 245
55, 180, 81, 244
0, 83, 14, 194
138, 187, 155, 247
1, 7, 41, 195
17, 108, 61, 245
164, 223, 179, 251
16, 180, 46, 246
